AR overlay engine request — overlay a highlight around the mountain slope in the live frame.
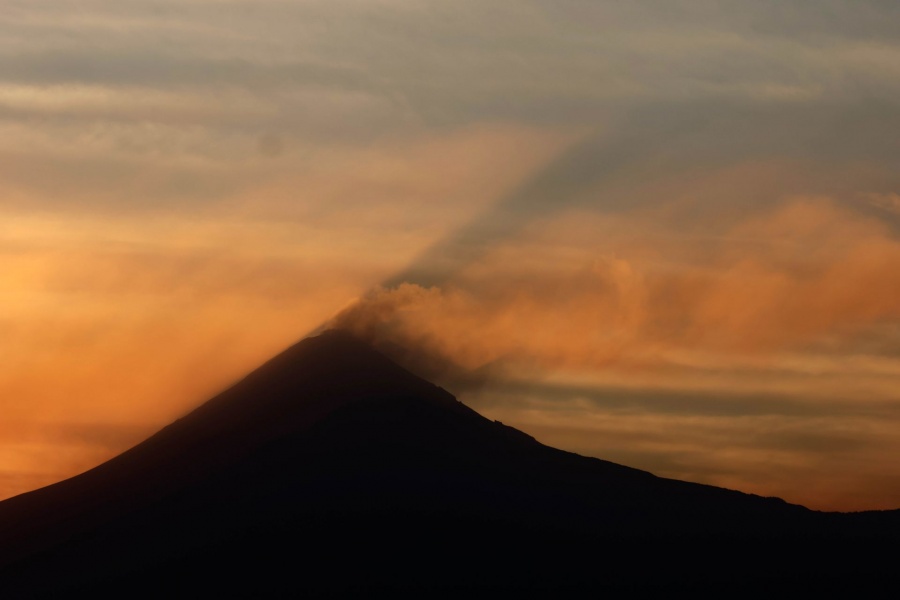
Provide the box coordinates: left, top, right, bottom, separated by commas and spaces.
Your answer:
0, 330, 897, 595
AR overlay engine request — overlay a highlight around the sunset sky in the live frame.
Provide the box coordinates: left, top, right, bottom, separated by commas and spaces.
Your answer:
2, 1, 900, 511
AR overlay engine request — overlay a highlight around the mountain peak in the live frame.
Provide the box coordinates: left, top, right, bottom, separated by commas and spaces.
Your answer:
3, 328, 900, 595
248, 327, 418, 385
0, 328, 474, 542
147, 328, 462, 452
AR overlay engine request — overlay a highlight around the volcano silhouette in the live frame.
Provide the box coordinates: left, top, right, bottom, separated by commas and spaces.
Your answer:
1, 330, 898, 595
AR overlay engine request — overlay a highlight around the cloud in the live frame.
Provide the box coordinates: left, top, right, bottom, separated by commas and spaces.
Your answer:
4, 0, 900, 511
333, 197, 900, 387
385, 100, 900, 288
863, 192, 900, 214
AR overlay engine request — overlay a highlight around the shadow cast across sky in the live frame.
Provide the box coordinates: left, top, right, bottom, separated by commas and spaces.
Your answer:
383, 100, 900, 289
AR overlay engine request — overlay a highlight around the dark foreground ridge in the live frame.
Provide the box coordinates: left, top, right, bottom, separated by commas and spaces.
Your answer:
1, 329, 898, 596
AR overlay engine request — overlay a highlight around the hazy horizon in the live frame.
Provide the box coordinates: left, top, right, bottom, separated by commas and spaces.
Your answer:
3, 1, 900, 512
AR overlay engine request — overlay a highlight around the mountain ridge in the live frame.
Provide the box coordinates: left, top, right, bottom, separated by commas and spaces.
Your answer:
0, 329, 898, 595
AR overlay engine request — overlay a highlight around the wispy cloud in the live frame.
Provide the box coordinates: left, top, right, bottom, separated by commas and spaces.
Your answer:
2, 0, 900, 510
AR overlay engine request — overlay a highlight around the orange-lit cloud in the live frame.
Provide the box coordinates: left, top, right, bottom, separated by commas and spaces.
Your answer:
336, 197, 900, 372
4, 1, 900, 513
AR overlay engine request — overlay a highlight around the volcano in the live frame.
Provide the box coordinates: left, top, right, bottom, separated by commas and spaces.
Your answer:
0, 329, 898, 595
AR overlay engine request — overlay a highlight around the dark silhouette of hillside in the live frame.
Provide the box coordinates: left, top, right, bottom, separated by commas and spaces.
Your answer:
0, 329, 898, 596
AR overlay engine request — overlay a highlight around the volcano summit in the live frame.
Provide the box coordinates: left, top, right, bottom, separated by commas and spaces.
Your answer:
0, 330, 897, 595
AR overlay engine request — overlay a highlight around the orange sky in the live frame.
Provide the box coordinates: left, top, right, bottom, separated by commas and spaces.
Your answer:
2, 1, 900, 511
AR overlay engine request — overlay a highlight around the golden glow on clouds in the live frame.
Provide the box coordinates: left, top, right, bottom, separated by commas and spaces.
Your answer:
3, 1, 900, 512
338, 198, 900, 372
